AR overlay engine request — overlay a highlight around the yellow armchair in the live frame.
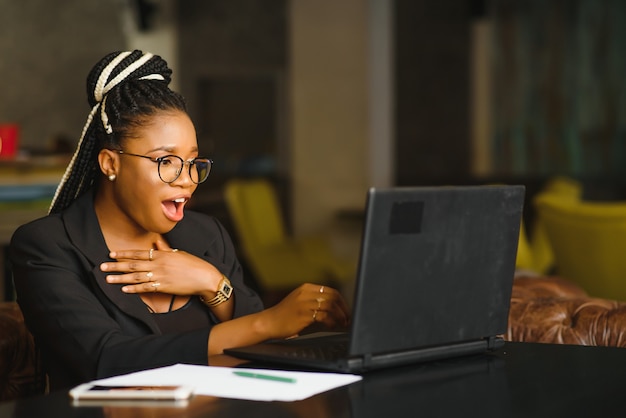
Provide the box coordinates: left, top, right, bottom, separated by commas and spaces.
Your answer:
515, 220, 535, 271
223, 178, 356, 301
534, 192, 626, 301
516, 176, 583, 275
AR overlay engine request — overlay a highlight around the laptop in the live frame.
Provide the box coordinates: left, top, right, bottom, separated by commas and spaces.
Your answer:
225, 185, 525, 373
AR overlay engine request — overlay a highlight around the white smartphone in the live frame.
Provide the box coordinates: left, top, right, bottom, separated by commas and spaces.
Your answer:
69, 383, 194, 401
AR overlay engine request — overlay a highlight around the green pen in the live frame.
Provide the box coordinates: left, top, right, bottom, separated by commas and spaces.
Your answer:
233, 371, 297, 383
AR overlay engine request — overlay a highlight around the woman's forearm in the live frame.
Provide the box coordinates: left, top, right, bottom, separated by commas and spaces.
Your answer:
207, 309, 270, 356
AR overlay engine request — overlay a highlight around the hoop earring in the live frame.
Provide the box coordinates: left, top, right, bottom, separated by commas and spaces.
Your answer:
108, 174, 116, 181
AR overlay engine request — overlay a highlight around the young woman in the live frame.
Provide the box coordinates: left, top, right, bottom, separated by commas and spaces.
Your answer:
9, 50, 350, 390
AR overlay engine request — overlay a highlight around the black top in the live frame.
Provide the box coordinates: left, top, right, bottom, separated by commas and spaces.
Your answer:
151, 297, 213, 334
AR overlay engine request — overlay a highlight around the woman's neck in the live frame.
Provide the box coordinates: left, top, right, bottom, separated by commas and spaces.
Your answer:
94, 189, 161, 251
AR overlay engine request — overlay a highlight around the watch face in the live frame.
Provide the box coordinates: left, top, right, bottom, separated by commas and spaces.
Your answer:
221, 281, 233, 298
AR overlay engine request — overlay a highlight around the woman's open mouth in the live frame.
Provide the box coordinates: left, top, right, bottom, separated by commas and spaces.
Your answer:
162, 197, 188, 222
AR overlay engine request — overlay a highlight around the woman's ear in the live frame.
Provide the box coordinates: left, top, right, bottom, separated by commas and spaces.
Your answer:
98, 149, 119, 180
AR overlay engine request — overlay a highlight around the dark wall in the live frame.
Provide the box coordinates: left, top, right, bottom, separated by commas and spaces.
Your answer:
394, 0, 472, 185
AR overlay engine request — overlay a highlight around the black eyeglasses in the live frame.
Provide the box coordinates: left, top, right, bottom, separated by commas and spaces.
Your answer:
117, 150, 213, 184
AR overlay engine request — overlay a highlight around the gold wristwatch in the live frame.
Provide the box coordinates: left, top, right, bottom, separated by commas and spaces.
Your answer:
200, 275, 233, 307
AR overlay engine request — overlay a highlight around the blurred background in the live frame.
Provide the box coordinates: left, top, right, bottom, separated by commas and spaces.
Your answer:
1, 0, 625, 302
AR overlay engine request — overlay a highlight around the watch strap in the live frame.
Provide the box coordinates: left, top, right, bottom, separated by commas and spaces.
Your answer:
200, 275, 233, 307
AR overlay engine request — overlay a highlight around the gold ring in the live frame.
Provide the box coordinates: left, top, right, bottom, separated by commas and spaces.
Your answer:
149, 248, 154, 261
316, 298, 323, 310
146, 271, 153, 280
319, 286, 325, 294
312, 309, 318, 321
151, 281, 160, 292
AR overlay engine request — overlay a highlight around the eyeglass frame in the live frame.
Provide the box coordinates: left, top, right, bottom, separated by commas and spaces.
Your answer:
115, 150, 213, 184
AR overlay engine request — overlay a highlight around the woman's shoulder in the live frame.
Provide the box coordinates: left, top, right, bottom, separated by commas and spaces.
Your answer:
11, 212, 64, 243
179, 210, 225, 232
10, 214, 67, 255
12, 191, 92, 245
172, 210, 235, 252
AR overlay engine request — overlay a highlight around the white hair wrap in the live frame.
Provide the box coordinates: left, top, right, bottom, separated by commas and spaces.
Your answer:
48, 51, 166, 213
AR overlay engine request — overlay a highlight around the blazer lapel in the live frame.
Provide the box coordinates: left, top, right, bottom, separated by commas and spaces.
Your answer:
63, 191, 160, 333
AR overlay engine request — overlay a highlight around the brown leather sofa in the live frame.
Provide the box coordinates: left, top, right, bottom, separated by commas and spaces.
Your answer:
2, 274, 625, 401
0, 301, 45, 401
506, 274, 626, 346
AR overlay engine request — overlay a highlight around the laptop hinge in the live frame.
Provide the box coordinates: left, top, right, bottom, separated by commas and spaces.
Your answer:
488, 335, 505, 350
354, 338, 501, 372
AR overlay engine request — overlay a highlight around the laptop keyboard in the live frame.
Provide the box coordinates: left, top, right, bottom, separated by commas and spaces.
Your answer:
282, 341, 349, 361
273, 333, 350, 361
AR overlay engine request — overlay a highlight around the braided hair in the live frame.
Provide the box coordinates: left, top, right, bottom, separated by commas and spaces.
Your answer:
48, 50, 187, 214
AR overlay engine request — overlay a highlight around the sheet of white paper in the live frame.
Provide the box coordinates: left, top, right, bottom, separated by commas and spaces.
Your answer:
91, 364, 362, 402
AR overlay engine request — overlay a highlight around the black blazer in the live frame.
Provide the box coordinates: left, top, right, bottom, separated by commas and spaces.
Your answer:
9, 190, 263, 390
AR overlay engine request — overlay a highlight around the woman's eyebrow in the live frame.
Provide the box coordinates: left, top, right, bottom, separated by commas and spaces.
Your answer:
146, 145, 199, 153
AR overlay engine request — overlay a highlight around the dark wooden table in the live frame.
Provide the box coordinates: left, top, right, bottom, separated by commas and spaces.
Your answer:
1, 342, 625, 417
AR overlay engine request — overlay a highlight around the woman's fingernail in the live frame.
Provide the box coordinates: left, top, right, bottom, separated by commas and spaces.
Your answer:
100, 263, 108, 271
